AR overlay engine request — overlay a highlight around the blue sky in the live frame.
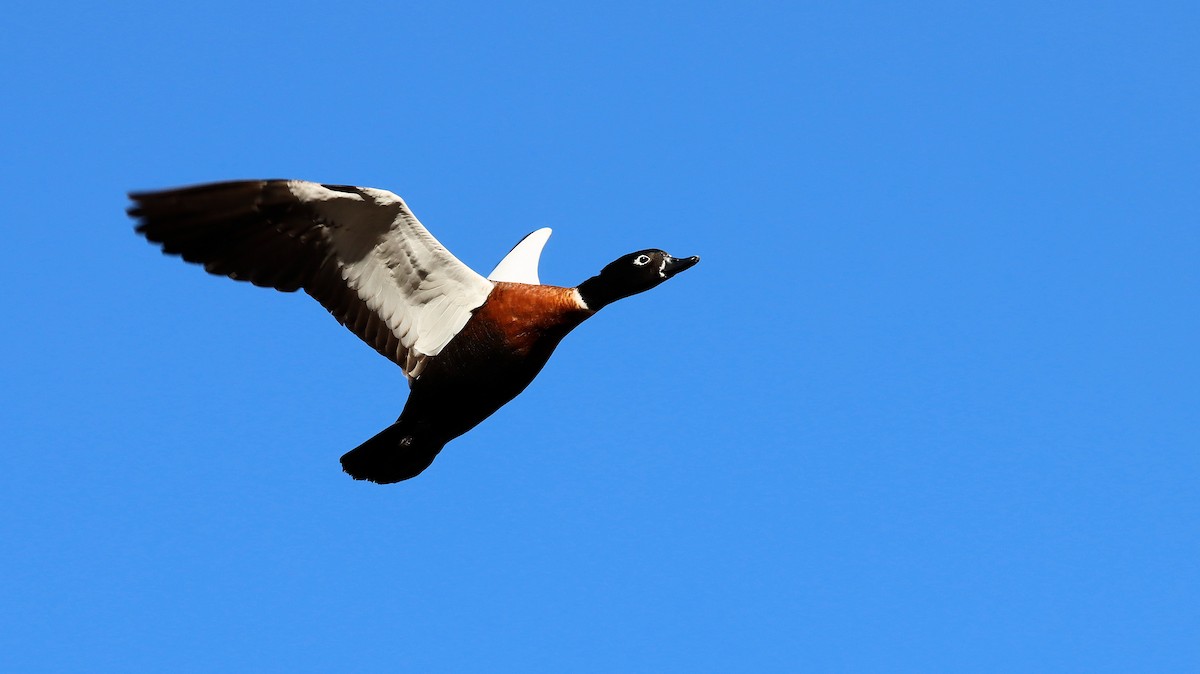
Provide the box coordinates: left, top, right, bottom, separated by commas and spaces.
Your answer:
3, 1, 1197, 671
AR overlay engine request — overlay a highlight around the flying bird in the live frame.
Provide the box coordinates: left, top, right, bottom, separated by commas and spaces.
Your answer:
129, 180, 699, 483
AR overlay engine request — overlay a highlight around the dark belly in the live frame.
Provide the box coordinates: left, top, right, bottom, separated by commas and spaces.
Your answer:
398, 322, 564, 442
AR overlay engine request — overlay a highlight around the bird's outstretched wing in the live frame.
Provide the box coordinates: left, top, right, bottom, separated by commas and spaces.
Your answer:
129, 180, 494, 380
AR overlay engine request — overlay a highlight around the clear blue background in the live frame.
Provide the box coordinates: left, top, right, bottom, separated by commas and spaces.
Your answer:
3, 2, 1196, 671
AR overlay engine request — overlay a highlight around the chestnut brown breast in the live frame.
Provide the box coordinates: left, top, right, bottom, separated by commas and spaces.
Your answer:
474, 282, 592, 350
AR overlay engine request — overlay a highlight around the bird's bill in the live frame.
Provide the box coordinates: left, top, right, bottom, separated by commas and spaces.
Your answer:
662, 255, 700, 278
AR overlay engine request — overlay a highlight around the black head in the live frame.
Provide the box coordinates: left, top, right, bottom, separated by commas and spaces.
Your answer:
576, 249, 700, 310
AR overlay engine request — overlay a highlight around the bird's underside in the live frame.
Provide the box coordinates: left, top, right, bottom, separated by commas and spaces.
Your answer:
340, 282, 592, 483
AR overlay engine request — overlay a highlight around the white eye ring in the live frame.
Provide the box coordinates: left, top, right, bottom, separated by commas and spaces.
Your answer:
634, 254, 652, 266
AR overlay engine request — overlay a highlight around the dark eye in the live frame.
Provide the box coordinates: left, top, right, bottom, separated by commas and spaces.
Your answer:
633, 254, 651, 266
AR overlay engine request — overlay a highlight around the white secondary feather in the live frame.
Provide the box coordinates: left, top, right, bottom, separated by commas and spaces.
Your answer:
488, 227, 552, 284
289, 181, 494, 366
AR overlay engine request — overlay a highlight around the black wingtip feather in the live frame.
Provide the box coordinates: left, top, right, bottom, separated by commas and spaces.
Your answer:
127, 180, 319, 293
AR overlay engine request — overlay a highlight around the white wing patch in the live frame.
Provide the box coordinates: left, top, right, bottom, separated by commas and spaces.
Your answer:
292, 181, 494, 368
488, 227, 552, 285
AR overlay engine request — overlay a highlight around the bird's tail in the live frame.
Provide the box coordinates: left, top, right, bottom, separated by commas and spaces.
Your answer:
340, 421, 446, 484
